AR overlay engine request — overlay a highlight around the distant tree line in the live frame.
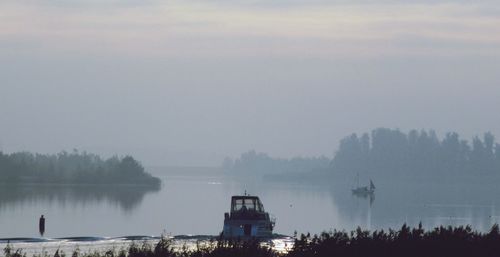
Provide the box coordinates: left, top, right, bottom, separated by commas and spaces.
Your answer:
333, 128, 500, 180
0, 150, 160, 186
222, 150, 331, 175
224, 128, 500, 181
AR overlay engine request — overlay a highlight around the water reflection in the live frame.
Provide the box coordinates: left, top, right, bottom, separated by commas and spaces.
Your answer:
0, 184, 160, 212
2, 169, 500, 238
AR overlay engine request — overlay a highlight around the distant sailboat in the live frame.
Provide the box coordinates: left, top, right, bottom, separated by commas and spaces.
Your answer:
352, 174, 375, 195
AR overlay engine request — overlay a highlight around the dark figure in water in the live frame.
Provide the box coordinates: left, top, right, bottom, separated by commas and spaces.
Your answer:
39, 215, 45, 236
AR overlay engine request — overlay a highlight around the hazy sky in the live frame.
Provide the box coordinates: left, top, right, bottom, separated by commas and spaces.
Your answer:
1, 0, 499, 166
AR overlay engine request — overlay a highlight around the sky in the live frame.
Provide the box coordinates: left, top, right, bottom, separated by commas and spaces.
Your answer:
1, 0, 500, 166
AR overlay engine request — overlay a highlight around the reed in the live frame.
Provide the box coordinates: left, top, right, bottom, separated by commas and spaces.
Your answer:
4, 224, 500, 257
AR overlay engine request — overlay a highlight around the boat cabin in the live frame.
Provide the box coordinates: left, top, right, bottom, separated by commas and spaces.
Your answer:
231, 196, 265, 213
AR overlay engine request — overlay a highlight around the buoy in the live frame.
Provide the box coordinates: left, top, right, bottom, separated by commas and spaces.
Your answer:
39, 215, 45, 236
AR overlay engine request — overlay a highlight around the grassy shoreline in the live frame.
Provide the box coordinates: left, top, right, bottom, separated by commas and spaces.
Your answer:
4, 224, 500, 257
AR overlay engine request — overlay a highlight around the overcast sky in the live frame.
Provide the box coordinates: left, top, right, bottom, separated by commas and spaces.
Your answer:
1, 0, 499, 166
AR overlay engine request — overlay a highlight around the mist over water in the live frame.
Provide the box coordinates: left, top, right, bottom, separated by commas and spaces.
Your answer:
1, 167, 499, 239
1, 1, 500, 257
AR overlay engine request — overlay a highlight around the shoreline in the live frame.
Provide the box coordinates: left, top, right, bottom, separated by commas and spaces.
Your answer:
3, 224, 500, 257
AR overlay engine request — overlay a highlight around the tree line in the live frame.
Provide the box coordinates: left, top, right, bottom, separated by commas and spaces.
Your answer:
333, 128, 500, 181
222, 150, 331, 175
0, 150, 160, 186
224, 128, 500, 181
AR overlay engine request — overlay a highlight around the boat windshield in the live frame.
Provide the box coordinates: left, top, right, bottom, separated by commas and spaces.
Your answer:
231, 197, 264, 212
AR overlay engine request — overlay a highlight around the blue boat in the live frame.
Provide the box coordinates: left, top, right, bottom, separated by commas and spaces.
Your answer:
222, 194, 275, 238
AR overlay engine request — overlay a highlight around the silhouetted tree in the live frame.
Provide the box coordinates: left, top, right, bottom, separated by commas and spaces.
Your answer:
331, 128, 500, 183
225, 150, 330, 175
0, 150, 160, 186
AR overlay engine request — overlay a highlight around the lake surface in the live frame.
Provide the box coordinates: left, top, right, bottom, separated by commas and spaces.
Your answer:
1, 167, 500, 239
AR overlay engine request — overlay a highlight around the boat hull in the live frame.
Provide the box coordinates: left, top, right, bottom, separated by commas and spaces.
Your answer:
223, 218, 273, 238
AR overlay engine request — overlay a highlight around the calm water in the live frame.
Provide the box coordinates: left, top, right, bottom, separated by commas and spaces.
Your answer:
1, 167, 500, 239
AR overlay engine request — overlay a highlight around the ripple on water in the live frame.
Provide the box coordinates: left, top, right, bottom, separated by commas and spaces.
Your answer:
0, 234, 294, 256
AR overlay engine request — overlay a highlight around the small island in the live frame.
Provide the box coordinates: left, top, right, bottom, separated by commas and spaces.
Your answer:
0, 150, 161, 187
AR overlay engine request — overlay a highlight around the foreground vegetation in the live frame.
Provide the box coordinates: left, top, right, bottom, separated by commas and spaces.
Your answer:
0, 150, 160, 186
5, 224, 500, 257
288, 224, 500, 257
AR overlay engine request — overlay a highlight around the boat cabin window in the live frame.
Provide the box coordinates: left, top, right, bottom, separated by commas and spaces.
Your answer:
231, 197, 264, 212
